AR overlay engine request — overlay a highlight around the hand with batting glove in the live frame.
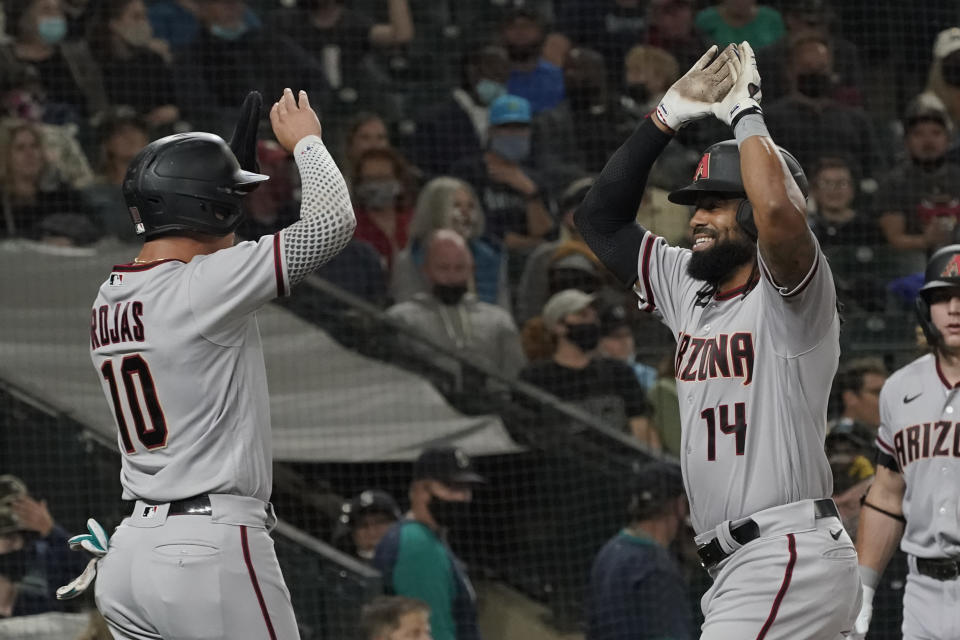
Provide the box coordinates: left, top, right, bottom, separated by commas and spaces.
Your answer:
56, 518, 110, 600
654, 44, 738, 132
850, 584, 874, 640
712, 41, 763, 127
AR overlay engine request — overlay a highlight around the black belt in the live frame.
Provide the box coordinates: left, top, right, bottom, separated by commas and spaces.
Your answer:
697, 499, 839, 570
168, 494, 212, 516
916, 557, 960, 581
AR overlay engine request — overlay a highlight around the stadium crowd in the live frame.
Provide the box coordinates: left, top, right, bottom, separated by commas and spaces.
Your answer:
1, 0, 959, 638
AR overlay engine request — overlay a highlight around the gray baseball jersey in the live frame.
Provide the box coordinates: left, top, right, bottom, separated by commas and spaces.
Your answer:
634, 229, 839, 534
876, 353, 960, 559
89, 135, 355, 504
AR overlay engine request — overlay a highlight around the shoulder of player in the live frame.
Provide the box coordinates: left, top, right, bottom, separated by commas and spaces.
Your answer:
881, 354, 935, 400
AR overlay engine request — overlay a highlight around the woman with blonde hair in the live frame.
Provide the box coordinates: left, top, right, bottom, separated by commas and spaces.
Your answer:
391, 176, 509, 307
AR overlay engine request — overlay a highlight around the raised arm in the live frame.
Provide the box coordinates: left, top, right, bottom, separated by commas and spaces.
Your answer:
270, 89, 357, 287
714, 43, 813, 289
575, 45, 735, 286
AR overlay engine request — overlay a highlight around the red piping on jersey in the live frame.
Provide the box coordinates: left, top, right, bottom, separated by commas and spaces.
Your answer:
241, 526, 278, 640
876, 436, 896, 456
756, 533, 796, 640
272, 233, 286, 297
714, 274, 761, 300
112, 259, 184, 272
639, 233, 657, 311
757, 252, 820, 298
935, 358, 960, 389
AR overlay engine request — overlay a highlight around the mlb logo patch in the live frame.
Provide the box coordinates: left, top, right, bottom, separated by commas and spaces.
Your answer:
142, 505, 158, 518
109, 273, 124, 286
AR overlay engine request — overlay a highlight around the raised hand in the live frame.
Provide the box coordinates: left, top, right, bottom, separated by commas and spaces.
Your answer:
655, 44, 738, 131
712, 41, 763, 127
269, 88, 323, 153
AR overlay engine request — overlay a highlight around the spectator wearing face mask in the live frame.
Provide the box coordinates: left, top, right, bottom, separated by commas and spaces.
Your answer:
0, 0, 108, 123
498, 8, 564, 115
764, 33, 885, 183
412, 45, 510, 178
374, 447, 486, 640
388, 230, 526, 389
352, 146, 417, 270
596, 301, 658, 392
518, 290, 657, 449
875, 95, 960, 254
173, 0, 329, 136
450, 94, 553, 261
334, 490, 402, 564
86, 0, 180, 130
148, 0, 260, 49
391, 176, 509, 308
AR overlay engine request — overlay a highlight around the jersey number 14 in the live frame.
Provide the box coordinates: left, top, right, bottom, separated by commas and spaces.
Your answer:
701, 403, 747, 460
100, 355, 168, 453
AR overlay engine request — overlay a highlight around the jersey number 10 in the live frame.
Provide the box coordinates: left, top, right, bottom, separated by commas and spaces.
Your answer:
100, 355, 168, 453
701, 403, 747, 460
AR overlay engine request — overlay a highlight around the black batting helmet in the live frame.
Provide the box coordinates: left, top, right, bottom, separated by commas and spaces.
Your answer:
916, 244, 960, 345
123, 132, 269, 239
668, 140, 808, 240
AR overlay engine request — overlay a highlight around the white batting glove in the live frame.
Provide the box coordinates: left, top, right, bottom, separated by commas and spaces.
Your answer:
712, 41, 763, 127
850, 584, 874, 639
56, 518, 110, 600
655, 44, 737, 131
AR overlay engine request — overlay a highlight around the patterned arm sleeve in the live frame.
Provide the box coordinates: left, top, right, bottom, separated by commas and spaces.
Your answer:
280, 135, 357, 287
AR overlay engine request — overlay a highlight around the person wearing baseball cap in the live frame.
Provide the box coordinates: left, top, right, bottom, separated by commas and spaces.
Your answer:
586, 461, 693, 640
373, 447, 485, 640
518, 290, 658, 450
449, 93, 552, 250
335, 489, 402, 562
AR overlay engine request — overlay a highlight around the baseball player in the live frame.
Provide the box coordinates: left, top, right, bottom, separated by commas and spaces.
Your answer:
852, 244, 960, 639
574, 43, 860, 638
76, 88, 355, 639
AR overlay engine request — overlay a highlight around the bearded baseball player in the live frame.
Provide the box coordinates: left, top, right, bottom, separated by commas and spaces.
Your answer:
70, 88, 355, 639
852, 245, 960, 640
575, 42, 861, 638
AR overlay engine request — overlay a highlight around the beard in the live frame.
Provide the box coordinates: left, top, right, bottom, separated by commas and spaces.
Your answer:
687, 235, 755, 284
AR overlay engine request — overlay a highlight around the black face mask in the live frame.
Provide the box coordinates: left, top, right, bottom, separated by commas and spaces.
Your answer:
506, 42, 541, 63
625, 83, 651, 104
433, 283, 468, 305
564, 322, 601, 352
0, 548, 30, 583
795, 72, 833, 99
427, 494, 472, 529
687, 235, 755, 284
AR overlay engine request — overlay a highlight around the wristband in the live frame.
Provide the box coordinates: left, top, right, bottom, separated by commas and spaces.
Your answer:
733, 112, 769, 146
859, 566, 881, 590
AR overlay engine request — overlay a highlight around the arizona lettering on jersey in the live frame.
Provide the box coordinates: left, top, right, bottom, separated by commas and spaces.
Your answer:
877, 354, 960, 559
634, 230, 839, 534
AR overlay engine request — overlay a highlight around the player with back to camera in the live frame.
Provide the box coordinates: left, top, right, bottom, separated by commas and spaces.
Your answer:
574, 42, 861, 638
851, 245, 960, 640
58, 88, 356, 639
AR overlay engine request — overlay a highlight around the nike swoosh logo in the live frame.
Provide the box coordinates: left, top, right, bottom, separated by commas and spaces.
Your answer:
904, 393, 922, 404
830, 529, 843, 540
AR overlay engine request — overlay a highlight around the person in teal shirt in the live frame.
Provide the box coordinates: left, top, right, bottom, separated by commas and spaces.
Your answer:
374, 447, 486, 640
695, 0, 784, 49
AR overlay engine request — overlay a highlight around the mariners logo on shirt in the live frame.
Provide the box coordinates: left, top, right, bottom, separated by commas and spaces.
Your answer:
109, 273, 123, 286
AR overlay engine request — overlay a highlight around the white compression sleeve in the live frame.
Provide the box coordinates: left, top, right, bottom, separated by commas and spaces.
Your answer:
280, 135, 357, 286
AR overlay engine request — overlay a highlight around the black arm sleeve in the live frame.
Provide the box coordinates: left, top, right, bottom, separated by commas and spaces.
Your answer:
573, 116, 674, 286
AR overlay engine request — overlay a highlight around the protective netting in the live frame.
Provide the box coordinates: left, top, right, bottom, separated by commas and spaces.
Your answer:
2, 1, 959, 638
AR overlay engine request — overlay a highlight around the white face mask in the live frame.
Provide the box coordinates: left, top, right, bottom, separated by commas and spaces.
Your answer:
356, 548, 375, 560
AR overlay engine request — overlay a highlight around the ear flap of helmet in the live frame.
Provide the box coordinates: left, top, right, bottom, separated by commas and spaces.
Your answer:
736, 199, 756, 240
915, 292, 940, 346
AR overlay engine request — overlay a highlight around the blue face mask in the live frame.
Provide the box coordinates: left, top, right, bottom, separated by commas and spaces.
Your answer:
489, 133, 531, 164
36, 16, 67, 45
475, 79, 505, 106
210, 22, 249, 41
